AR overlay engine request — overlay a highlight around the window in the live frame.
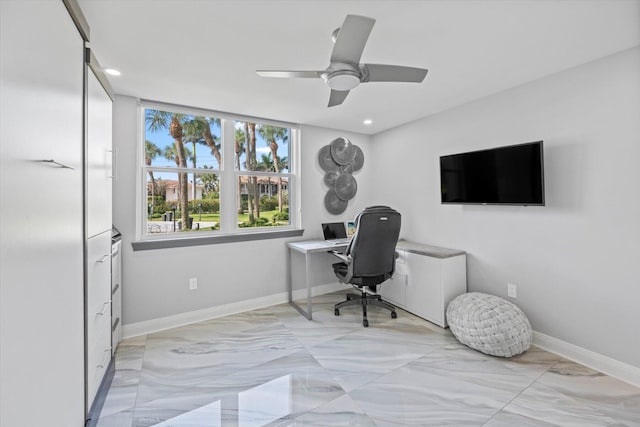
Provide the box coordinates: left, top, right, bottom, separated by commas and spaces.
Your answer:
139, 102, 298, 245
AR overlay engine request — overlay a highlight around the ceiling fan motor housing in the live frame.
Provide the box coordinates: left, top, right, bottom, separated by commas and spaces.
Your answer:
325, 70, 361, 91
323, 62, 362, 91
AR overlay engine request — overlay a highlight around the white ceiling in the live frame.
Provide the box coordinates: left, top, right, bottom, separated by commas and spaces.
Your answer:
78, 0, 640, 135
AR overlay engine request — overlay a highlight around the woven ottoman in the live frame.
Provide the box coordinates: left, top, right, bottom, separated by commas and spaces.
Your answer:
446, 292, 532, 357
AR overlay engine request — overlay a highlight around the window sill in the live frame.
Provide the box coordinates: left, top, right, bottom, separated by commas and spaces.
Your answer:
131, 228, 304, 251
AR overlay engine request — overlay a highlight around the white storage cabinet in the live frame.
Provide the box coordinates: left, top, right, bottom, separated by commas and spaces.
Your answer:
381, 240, 467, 328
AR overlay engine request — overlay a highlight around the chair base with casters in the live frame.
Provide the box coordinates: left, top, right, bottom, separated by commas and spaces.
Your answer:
334, 288, 397, 327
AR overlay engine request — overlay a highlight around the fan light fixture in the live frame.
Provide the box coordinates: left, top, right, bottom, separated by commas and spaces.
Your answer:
326, 71, 361, 91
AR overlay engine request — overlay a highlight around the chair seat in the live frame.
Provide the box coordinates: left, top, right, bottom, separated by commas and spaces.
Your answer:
333, 262, 387, 287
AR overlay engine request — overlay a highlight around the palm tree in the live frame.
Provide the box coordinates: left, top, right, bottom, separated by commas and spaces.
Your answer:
184, 145, 195, 199
164, 145, 193, 167
199, 165, 218, 196
163, 145, 193, 220
279, 155, 289, 169
163, 144, 180, 166
145, 140, 162, 216
235, 128, 246, 214
257, 125, 288, 211
183, 132, 200, 200
146, 109, 190, 230
183, 116, 222, 201
183, 116, 221, 166
257, 153, 275, 197
241, 122, 259, 222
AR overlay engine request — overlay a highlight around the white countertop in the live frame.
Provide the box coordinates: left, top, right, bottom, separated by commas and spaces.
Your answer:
397, 239, 465, 259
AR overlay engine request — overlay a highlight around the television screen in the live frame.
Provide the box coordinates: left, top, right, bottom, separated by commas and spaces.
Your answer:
440, 141, 544, 205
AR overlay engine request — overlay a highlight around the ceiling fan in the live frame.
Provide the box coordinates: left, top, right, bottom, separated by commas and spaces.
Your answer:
256, 14, 429, 107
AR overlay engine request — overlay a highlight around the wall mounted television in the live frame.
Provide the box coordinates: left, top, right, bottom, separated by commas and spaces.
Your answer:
440, 141, 545, 206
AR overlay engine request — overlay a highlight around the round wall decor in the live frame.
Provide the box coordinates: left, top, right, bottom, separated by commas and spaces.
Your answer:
330, 137, 356, 165
324, 171, 339, 187
319, 137, 364, 215
335, 173, 357, 200
318, 145, 340, 172
324, 190, 348, 215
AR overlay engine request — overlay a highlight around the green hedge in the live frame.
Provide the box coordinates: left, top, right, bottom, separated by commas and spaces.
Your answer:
148, 198, 220, 215
259, 196, 278, 211
272, 211, 289, 221
189, 199, 219, 213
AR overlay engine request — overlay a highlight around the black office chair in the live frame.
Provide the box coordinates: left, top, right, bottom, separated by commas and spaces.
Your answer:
331, 206, 401, 327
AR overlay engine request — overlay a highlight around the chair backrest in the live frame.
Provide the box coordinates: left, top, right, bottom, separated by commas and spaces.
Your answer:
347, 206, 401, 279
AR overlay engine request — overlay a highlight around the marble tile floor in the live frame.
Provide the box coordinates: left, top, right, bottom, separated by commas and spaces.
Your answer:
95, 292, 640, 426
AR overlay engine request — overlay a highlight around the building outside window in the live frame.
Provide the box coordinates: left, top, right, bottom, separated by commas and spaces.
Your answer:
141, 103, 297, 239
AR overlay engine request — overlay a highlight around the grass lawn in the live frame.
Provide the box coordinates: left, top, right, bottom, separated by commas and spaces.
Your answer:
150, 209, 288, 227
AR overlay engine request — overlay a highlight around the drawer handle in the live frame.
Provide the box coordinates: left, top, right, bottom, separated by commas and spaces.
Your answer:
106, 148, 114, 179
97, 300, 111, 316
112, 283, 119, 295
97, 254, 110, 263
97, 347, 112, 368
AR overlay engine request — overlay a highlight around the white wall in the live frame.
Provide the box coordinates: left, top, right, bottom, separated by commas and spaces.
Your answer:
113, 97, 374, 325
369, 47, 640, 368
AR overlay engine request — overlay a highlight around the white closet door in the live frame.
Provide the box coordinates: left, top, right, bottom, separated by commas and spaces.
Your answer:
0, 1, 85, 426
87, 69, 113, 238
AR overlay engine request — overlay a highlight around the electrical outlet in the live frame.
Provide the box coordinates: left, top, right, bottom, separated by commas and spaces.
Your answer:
189, 277, 198, 290
507, 283, 517, 298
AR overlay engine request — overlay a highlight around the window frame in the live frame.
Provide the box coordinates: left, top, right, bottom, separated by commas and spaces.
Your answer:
133, 101, 302, 250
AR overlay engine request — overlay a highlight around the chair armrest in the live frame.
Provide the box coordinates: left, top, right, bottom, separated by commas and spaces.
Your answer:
329, 250, 350, 264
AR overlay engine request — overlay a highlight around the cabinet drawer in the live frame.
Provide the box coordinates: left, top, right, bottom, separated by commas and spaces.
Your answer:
112, 316, 121, 355
111, 285, 122, 353
87, 322, 111, 405
88, 315, 111, 368
87, 232, 111, 344
111, 285, 121, 327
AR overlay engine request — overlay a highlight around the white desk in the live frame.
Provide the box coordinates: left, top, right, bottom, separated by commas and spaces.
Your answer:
287, 239, 466, 324
287, 240, 348, 320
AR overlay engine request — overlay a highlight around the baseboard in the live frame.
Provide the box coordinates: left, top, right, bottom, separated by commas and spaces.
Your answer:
533, 331, 640, 388
122, 282, 346, 339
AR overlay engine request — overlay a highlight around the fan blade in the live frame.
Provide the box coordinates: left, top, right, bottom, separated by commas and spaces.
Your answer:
362, 64, 428, 83
256, 70, 323, 79
330, 15, 375, 64
328, 90, 350, 107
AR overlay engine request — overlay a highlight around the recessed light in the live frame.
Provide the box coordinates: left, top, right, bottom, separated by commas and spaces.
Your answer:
363, 119, 373, 125
104, 68, 121, 76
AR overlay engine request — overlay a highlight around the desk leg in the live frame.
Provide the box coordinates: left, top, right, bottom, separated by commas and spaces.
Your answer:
287, 246, 293, 303
306, 252, 312, 319
288, 248, 312, 320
